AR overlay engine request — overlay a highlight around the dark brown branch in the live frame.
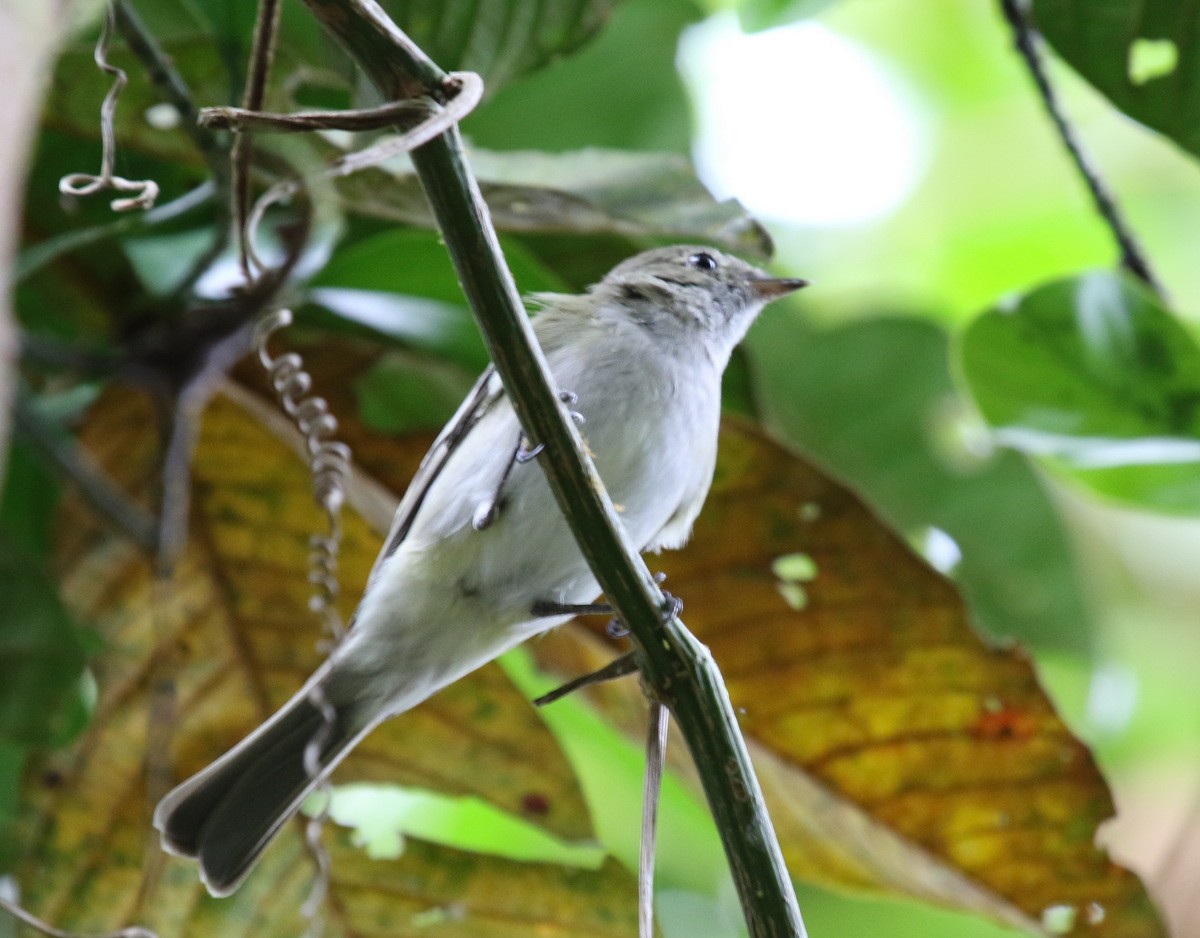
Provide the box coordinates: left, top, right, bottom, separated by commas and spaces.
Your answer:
232, 0, 283, 278
199, 100, 432, 133
999, 0, 1161, 293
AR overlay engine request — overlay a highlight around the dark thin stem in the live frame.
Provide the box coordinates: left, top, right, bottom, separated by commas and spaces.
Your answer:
112, 0, 227, 179
111, 1, 232, 298
297, 3, 805, 934
198, 99, 431, 133
640, 701, 668, 938
233, 0, 283, 278
13, 397, 158, 551
999, 0, 1161, 294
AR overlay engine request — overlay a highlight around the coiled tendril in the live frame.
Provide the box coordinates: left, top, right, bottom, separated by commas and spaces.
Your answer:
255, 308, 351, 644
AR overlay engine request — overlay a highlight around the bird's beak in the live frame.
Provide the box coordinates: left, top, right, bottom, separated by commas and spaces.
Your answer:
749, 277, 809, 300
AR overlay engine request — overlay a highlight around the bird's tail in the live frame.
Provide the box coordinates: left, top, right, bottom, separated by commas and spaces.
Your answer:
153, 668, 370, 897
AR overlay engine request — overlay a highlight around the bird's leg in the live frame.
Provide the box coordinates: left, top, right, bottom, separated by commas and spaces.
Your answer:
534, 651, 639, 706
604, 573, 672, 637
537, 574, 680, 631
472, 390, 583, 531
472, 431, 524, 531
531, 598, 614, 617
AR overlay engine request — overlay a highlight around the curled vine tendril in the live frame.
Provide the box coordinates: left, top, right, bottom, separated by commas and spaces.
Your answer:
254, 308, 350, 646
254, 308, 350, 935
58, 3, 159, 213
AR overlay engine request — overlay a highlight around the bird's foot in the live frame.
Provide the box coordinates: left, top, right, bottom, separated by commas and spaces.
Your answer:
534, 651, 639, 706
531, 599, 614, 617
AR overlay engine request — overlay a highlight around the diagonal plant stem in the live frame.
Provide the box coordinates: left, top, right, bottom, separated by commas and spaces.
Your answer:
112, 0, 232, 292
233, 0, 283, 279
998, 0, 1161, 294
112, 0, 227, 181
295, 2, 806, 935
640, 700, 669, 938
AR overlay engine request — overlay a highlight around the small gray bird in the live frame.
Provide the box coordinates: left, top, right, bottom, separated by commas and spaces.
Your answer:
154, 244, 806, 895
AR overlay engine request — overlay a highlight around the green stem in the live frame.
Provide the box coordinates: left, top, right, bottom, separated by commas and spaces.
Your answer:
298, 3, 806, 935
112, 0, 227, 182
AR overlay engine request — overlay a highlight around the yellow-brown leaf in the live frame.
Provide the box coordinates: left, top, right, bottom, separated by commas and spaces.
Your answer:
16, 381, 634, 937
536, 419, 1162, 935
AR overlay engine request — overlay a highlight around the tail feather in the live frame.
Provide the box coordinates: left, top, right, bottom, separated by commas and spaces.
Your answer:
154, 680, 366, 897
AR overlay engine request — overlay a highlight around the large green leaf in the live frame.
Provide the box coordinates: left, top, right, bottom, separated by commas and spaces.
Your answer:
746, 312, 1093, 653
959, 271, 1200, 513
0, 443, 93, 872
305, 228, 570, 369
383, 0, 619, 95
463, 0, 700, 154
334, 147, 773, 258
0, 545, 90, 748
0, 439, 92, 746
1032, 0, 1200, 158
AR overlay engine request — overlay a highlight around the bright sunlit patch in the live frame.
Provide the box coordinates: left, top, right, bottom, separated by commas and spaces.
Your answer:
1085, 662, 1139, 734
1128, 37, 1178, 85
678, 15, 928, 226
318, 783, 606, 868
772, 551, 818, 610
920, 526, 962, 575
1041, 903, 1077, 934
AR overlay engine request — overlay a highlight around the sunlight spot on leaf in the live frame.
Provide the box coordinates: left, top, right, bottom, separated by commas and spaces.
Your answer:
777, 581, 808, 610
773, 552, 817, 609
1128, 38, 1178, 86
772, 552, 818, 582
410, 903, 467, 928
918, 526, 961, 575
143, 103, 180, 130
1085, 662, 1139, 735
1041, 903, 1077, 934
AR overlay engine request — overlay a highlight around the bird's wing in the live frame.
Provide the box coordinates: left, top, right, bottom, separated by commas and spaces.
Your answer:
364, 364, 505, 588
362, 306, 587, 590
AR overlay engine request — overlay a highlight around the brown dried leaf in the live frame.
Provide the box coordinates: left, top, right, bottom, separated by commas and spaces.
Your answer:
16, 381, 637, 937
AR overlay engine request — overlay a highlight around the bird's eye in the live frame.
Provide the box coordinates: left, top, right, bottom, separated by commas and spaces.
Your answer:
687, 252, 718, 271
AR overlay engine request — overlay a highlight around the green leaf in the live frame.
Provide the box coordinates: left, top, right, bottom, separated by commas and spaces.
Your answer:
307, 228, 570, 369
382, 0, 620, 95
313, 228, 568, 301
1032, 0, 1200, 158
737, 0, 836, 33
959, 271, 1200, 513
333, 147, 773, 258
463, 0, 700, 154
353, 352, 476, 434
0, 443, 93, 752
323, 783, 607, 868
0, 442, 61, 557
746, 312, 1094, 653
0, 741, 23, 871
0, 544, 91, 747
